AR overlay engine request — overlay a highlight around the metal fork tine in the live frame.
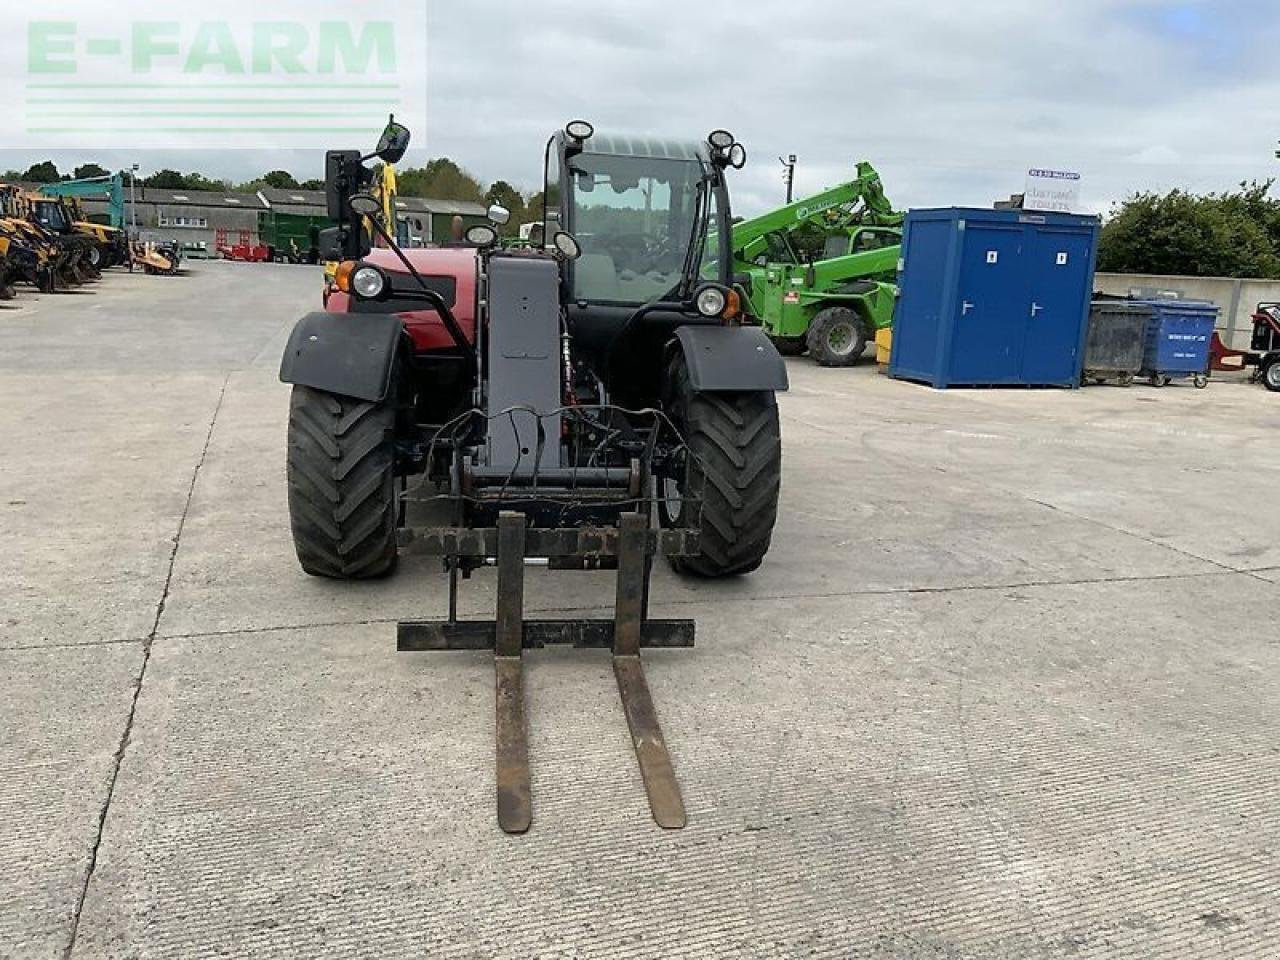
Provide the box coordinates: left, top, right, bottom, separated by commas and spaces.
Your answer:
495, 657, 531, 834
612, 513, 686, 828
614, 655, 686, 829
494, 513, 531, 834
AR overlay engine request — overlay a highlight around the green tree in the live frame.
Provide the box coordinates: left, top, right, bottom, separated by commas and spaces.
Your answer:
299, 179, 325, 191
397, 158, 485, 203
22, 161, 62, 183
183, 173, 231, 192
73, 163, 111, 180
260, 170, 300, 189
143, 169, 189, 189
1098, 182, 1280, 279
485, 180, 526, 233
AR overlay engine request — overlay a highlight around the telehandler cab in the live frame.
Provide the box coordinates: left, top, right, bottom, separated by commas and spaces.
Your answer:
280, 118, 786, 833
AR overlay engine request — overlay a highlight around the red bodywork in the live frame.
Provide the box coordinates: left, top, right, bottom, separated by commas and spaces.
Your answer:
219, 243, 272, 263
325, 247, 479, 353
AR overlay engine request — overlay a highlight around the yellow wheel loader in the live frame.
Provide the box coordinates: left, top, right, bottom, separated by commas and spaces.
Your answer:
0, 235, 15, 300
24, 192, 102, 283
0, 206, 59, 293
0, 186, 87, 289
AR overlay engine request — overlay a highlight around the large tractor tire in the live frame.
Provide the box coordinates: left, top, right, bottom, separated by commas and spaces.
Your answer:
806, 306, 867, 367
1263, 357, 1280, 393
660, 354, 782, 578
286, 385, 399, 579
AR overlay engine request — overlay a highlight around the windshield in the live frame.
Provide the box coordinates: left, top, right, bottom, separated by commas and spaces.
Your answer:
568, 152, 706, 304
34, 201, 69, 232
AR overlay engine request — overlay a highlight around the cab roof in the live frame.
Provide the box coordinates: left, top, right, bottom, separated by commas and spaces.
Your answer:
565, 132, 710, 163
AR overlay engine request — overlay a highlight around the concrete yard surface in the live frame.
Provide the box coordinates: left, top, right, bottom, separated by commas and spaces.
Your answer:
1, 262, 1277, 959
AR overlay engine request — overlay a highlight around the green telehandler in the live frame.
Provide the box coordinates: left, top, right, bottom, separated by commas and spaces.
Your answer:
732, 161, 903, 366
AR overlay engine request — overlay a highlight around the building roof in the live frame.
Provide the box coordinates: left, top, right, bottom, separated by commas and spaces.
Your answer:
258, 186, 485, 218
414, 198, 488, 216
258, 187, 327, 208
141, 188, 266, 209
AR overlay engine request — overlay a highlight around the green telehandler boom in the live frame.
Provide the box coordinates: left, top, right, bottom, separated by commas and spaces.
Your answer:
38, 174, 127, 228
732, 161, 903, 366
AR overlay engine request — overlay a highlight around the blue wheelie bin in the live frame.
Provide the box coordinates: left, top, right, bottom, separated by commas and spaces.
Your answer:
1135, 300, 1219, 388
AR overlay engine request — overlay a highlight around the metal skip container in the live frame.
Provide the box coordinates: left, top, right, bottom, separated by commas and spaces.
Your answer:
1083, 300, 1153, 385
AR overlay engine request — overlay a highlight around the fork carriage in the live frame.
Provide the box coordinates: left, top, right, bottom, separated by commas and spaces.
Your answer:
398, 513, 697, 832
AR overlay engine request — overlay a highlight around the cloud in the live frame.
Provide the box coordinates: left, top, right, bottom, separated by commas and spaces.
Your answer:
3, 0, 1279, 215
1127, 145, 1182, 165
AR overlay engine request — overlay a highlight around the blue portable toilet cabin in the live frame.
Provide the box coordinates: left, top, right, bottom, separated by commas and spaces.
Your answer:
890, 208, 1100, 388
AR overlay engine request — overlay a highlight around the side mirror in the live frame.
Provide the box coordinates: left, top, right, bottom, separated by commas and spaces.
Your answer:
349, 193, 381, 217
487, 204, 511, 226
375, 118, 411, 165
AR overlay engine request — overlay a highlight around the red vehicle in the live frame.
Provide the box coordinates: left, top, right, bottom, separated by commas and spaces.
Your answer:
1210, 302, 1280, 391
322, 246, 478, 353
215, 229, 272, 263
279, 118, 783, 832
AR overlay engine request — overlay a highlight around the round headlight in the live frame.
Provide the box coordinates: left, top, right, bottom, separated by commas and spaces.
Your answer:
695, 285, 727, 317
351, 265, 386, 299
708, 129, 734, 150
553, 231, 581, 260
565, 119, 595, 142
465, 224, 498, 247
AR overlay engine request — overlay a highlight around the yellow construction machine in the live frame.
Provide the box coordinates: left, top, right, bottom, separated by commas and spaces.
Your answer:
0, 188, 61, 292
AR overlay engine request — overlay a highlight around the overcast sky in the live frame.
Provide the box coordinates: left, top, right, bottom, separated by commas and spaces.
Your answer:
4, 0, 1279, 217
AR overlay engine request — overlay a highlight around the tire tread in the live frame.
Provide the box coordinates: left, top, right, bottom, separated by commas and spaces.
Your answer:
286, 385, 398, 579
668, 358, 782, 578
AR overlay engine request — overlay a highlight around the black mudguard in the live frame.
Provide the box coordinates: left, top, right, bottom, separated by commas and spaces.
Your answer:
279, 312, 403, 403
671, 325, 789, 392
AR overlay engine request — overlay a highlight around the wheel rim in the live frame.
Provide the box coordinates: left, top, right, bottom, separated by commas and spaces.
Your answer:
1266, 365, 1280, 389
826, 321, 858, 356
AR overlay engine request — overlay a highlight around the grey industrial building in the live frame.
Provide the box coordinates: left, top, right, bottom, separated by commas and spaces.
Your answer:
80, 188, 264, 257
75, 186, 488, 257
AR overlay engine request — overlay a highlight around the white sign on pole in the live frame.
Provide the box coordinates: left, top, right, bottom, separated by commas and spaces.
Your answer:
1024, 169, 1082, 213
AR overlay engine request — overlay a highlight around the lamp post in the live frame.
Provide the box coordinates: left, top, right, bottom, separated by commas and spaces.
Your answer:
780, 154, 797, 204
130, 164, 139, 234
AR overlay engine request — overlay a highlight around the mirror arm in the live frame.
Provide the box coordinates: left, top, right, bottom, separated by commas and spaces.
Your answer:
362, 215, 477, 370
